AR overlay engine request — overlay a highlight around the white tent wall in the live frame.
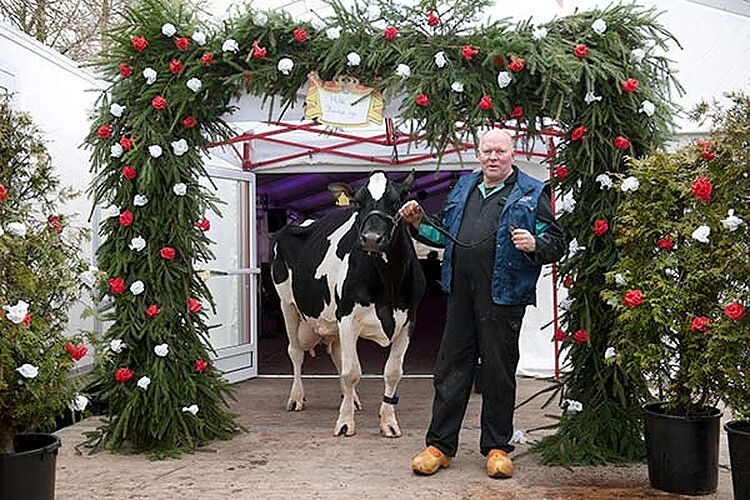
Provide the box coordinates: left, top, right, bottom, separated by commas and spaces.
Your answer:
0, 21, 104, 374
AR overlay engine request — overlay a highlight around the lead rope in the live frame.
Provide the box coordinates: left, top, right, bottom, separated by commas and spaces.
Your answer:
420, 211, 497, 248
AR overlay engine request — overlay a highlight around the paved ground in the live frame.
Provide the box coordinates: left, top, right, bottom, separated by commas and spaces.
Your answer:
55, 377, 734, 499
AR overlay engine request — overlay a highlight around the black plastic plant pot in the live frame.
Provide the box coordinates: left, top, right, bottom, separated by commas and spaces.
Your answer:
725, 420, 750, 500
0, 433, 61, 500
643, 402, 722, 496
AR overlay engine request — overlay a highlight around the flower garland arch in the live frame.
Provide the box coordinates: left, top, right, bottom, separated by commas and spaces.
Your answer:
86, 0, 682, 460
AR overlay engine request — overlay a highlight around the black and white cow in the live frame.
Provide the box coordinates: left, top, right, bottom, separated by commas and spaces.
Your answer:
270, 171, 425, 437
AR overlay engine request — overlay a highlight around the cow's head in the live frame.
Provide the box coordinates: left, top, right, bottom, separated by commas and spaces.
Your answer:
329, 171, 414, 254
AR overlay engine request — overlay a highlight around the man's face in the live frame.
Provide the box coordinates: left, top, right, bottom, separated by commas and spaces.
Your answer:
478, 131, 514, 187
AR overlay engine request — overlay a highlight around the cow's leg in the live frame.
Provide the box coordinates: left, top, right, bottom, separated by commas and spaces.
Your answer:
379, 321, 411, 438
334, 317, 360, 436
329, 337, 362, 411
280, 302, 306, 411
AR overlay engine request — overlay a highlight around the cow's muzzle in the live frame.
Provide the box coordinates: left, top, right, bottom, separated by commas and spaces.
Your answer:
358, 210, 399, 254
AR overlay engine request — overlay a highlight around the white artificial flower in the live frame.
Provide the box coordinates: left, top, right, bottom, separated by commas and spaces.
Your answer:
70, 394, 89, 412
172, 183, 188, 196
565, 399, 583, 413
79, 266, 99, 288
277, 58, 294, 75
596, 173, 613, 190
568, 238, 586, 256
129, 236, 146, 252
631, 48, 646, 64
110, 339, 126, 353
137, 376, 151, 390
143, 67, 157, 85
451, 81, 464, 93
182, 404, 199, 415
346, 52, 361, 66
584, 91, 602, 105
186, 78, 203, 93
4, 300, 29, 324
254, 11, 268, 26
496, 71, 512, 88
531, 26, 548, 40
591, 18, 607, 35
17, 363, 39, 379
161, 23, 177, 37
614, 273, 627, 285
621, 176, 640, 193
664, 268, 679, 279
326, 27, 341, 40
154, 343, 169, 357
433, 51, 447, 68
560, 192, 576, 213
559, 297, 574, 311
721, 209, 744, 232
691, 225, 711, 243
148, 145, 163, 158
395, 63, 411, 79
171, 139, 189, 156
130, 280, 145, 295
109, 103, 125, 118
639, 100, 655, 117
604, 347, 617, 360
191, 31, 206, 45
6, 222, 26, 237
110, 144, 124, 158
222, 39, 239, 53
101, 205, 120, 218
510, 429, 528, 444
133, 194, 149, 207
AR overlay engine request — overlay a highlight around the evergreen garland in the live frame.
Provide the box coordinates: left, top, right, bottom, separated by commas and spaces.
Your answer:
85, 0, 682, 461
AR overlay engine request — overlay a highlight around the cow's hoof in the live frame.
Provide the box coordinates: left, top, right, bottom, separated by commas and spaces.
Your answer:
286, 399, 305, 411
380, 424, 402, 438
334, 421, 356, 437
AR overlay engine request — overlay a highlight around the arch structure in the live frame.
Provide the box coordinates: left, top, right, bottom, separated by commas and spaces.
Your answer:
85, 0, 680, 460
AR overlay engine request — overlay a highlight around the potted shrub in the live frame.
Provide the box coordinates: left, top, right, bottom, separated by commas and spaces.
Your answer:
602, 92, 750, 496
0, 97, 91, 500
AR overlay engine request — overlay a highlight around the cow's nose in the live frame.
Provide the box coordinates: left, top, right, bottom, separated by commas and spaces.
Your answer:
360, 232, 385, 252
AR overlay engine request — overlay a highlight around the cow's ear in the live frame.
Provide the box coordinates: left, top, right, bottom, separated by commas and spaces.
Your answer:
401, 170, 415, 193
328, 182, 355, 206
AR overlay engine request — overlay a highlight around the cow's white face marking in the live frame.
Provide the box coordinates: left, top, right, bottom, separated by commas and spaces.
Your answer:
367, 172, 387, 201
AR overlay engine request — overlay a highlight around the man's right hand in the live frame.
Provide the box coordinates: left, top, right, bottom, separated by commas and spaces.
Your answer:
399, 200, 423, 229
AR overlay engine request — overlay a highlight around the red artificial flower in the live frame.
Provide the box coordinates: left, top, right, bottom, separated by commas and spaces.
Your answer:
563, 274, 574, 288
109, 276, 126, 295
415, 93, 430, 108
182, 116, 197, 129
169, 59, 184, 74
0, 183, 7, 202
122, 165, 136, 180
621, 78, 639, 93
383, 25, 398, 41
195, 218, 211, 231
188, 297, 202, 314
146, 304, 161, 319
614, 135, 631, 150
65, 343, 88, 361
691, 316, 713, 332
120, 136, 133, 150
571, 125, 587, 141
478, 95, 493, 111
508, 55, 525, 72
554, 166, 569, 181
151, 96, 167, 111
593, 218, 609, 237
252, 41, 267, 59
97, 125, 112, 139
293, 28, 308, 42
119, 63, 133, 78
623, 289, 644, 309
115, 367, 134, 383
426, 11, 440, 27
657, 235, 674, 250
160, 247, 176, 260
461, 45, 479, 61
131, 36, 148, 52
573, 329, 589, 344
554, 328, 567, 342
574, 44, 589, 59
510, 105, 524, 119
691, 176, 713, 201
701, 150, 716, 161
175, 37, 190, 51
725, 301, 746, 321
22, 313, 31, 327
119, 210, 133, 227
200, 52, 214, 66
47, 215, 63, 233
195, 359, 208, 373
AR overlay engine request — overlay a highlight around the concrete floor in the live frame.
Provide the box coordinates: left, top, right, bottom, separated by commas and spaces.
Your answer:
54, 376, 734, 499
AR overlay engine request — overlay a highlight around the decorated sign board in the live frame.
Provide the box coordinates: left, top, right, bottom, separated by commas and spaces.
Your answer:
305, 72, 383, 127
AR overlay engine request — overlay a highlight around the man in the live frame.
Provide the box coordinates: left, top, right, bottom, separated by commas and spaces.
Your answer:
400, 129, 565, 478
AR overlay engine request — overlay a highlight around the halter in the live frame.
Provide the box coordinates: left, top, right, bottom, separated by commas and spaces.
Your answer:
358, 209, 402, 246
